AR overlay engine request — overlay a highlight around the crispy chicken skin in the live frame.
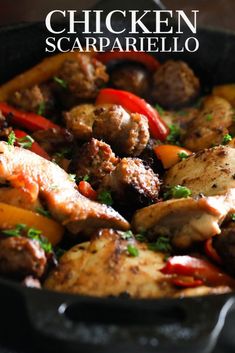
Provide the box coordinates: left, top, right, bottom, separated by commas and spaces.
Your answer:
0, 142, 129, 235
183, 96, 233, 151
133, 146, 235, 248
44, 229, 230, 298
165, 145, 235, 197
93, 105, 149, 156
0, 236, 46, 278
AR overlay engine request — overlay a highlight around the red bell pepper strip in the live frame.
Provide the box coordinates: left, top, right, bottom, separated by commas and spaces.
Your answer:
14, 129, 50, 160
95, 88, 169, 141
0, 102, 60, 132
95, 51, 160, 72
204, 238, 222, 265
78, 181, 97, 200
171, 276, 203, 288
161, 255, 235, 287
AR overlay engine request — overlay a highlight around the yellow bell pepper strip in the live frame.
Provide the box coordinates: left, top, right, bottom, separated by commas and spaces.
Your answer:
154, 144, 192, 169
0, 51, 95, 102
0, 202, 63, 246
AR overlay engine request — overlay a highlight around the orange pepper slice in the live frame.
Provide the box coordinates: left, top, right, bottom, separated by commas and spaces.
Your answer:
154, 144, 192, 169
0, 202, 63, 246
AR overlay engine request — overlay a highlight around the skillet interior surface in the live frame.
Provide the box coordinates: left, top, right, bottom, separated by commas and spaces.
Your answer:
0, 17, 235, 353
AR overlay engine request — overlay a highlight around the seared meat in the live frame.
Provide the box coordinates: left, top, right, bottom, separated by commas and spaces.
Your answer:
110, 64, 150, 97
138, 138, 164, 174
183, 96, 233, 151
133, 146, 235, 248
165, 145, 235, 197
101, 157, 160, 209
152, 60, 200, 109
73, 138, 119, 187
132, 193, 235, 248
32, 128, 73, 154
64, 104, 96, 140
44, 228, 231, 298
59, 54, 109, 100
0, 236, 46, 278
214, 222, 235, 275
93, 105, 149, 156
9, 84, 55, 115
0, 142, 129, 235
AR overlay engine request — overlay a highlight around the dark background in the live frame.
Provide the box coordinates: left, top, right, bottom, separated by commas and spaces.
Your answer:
0, 0, 234, 32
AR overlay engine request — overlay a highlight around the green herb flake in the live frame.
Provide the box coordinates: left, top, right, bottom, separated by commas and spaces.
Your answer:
98, 190, 113, 206
155, 104, 165, 115
36, 207, 52, 218
53, 76, 67, 89
54, 147, 72, 159
148, 236, 172, 253
163, 185, 192, 200
135, 233, 147, 242
127, 244, 139, 257
2, 223, 26, 237
231, 214, 235, 221
7, 131, 16, 146
166, 124, 181, 146
68, 174, 76, 182
222, 134, 232, 145
178, 152, 189, 160
205, 114, 213, 121
37, 102, 46, 116
17, 135, 34, 149
121, 230, 134, 240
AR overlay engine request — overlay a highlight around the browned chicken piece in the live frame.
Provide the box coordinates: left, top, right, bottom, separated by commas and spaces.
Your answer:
73, 138, 119, 188
59, 54, 109, 100
0, 236, 46, 278
9, 84, 55, 115
183, 96, 234, 151
161, 107, 199, 130
32, 128, 73, 154
101, 157, 160, 208
0, 142, 129, 235
213, 222, 235, 275
93, 105, 149, 156
0, 187, 41, 211
110, 64, 150, 97
64, 104, 96, 140
165, 146, 235, 197
152, 60, 200, 109
133, 146, 235, 248
44, 228, 231, 298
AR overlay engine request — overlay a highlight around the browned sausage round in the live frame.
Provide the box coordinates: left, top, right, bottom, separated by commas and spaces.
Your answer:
152, 60, 200, 108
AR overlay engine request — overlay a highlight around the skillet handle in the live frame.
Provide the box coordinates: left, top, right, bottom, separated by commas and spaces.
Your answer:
23, 288, 235, 353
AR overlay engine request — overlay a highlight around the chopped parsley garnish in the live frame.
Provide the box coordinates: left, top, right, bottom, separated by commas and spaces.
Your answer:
36, 207, 52, 218
163, 185, 192, 200
68, 174, 76, 182
155, 104, 165, 115
2, 224, 52, 253
205, 114, 213, 121
7, 131, 16, 146
166, 124, 181, 146
135, 233, 147, 242
17, 135, 34, 149
54, 147, 72, 159
148, 236, 172, 253
127, 244, 139, 257
98, 190, 113, 206
222, 134, 232, 145
178, 152, 188, 160
53, 76, 67, 89
37, 102, 46, 116
121, 230, 134, 240
83, 174, 90, 182
231, 214, 235, 221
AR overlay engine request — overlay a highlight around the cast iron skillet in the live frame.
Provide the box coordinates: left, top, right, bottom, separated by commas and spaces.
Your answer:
1, 0, 235, 352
